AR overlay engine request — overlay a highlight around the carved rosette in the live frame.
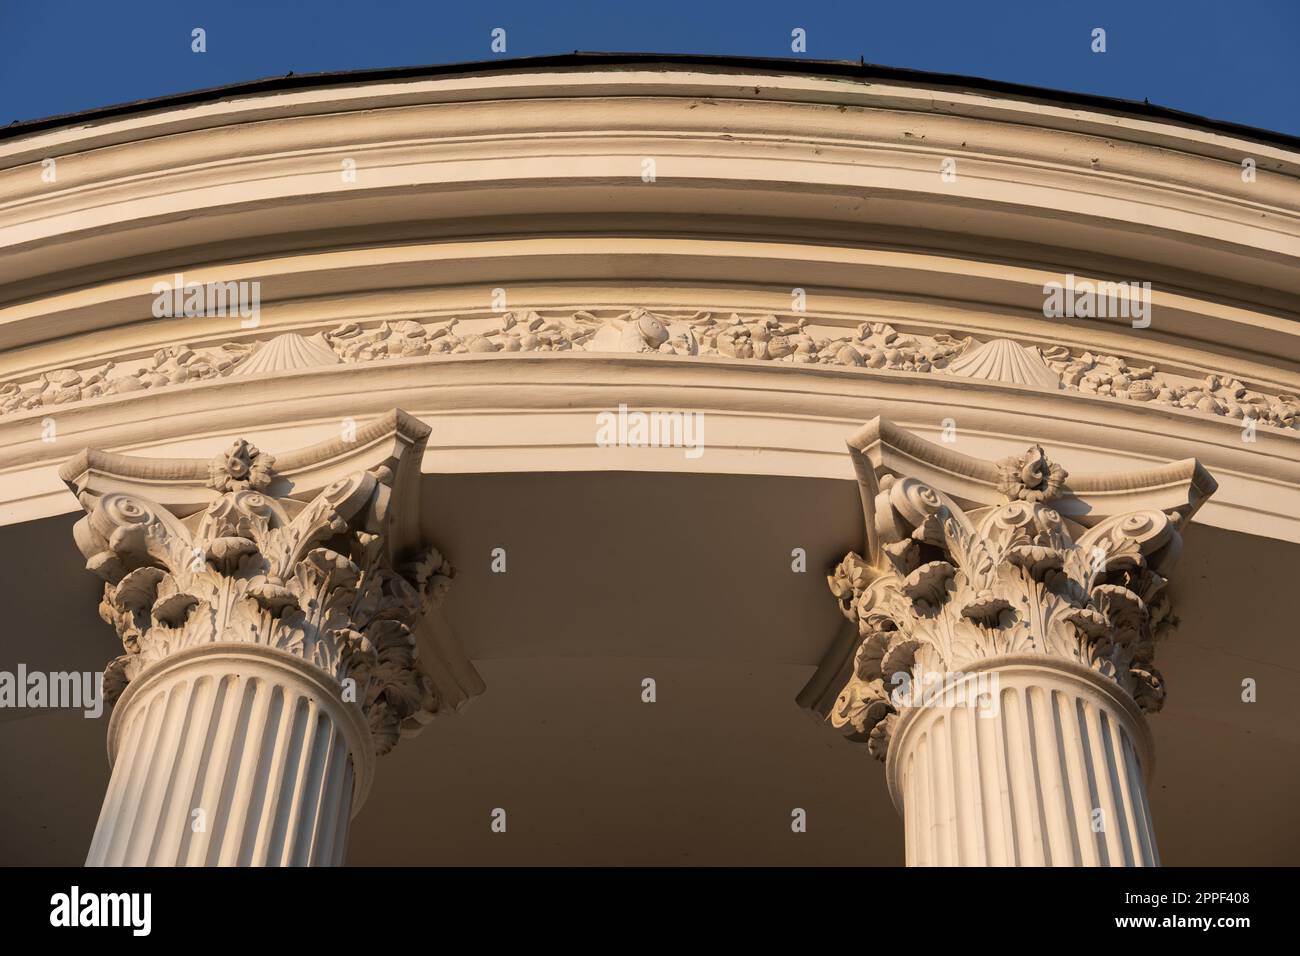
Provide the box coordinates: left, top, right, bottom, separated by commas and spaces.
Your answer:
207, 439, 275, 492
72, 452, 454, 756
827, 457, 1185, 762
995, 445, 1068, 502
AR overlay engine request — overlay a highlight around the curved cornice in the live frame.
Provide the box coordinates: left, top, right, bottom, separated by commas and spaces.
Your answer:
4, 242, 1299, 372
6, 54, 1297, 149
2, 69, 1298, 308
0, 64, 1295, 545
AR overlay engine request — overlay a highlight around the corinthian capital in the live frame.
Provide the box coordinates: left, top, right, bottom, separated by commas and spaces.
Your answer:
61, 410, 476, 755
821, 420, 1217, 761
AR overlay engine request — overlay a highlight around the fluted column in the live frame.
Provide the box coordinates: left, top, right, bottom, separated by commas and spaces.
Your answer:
887, 659, 1158, 866
819, 420, 1216, 867
87, 645, 371, 866
62, 410, 478, 866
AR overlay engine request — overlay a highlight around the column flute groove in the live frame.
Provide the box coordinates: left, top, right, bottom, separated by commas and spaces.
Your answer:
63, 411, 480, 866
86, 653, 367, 867
822, 425, 1213, 865
886, 666, 1159, 867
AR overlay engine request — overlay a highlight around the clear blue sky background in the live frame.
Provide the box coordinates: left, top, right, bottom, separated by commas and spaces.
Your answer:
2, 0, 1297, 135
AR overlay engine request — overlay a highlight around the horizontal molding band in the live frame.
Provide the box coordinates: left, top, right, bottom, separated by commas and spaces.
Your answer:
1, 353, 1296, 540
1, 69, 1297, 359
2, 243, 1298, 378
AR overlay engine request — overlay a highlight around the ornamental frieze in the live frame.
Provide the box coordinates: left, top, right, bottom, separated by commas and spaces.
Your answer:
4, 308, 1297, 430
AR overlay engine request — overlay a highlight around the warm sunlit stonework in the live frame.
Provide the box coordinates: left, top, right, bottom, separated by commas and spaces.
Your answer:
822, 421, 1212, 865
0, 56, 1297, 866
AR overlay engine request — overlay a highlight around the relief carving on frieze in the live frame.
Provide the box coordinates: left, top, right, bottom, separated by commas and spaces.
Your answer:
5, 308, 1296, 430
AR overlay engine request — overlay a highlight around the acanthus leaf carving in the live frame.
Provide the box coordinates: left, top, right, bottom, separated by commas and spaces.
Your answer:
69, 440, 455, 757
827, 452, 1192, 762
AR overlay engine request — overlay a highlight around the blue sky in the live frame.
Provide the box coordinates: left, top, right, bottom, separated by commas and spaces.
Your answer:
1, 0, 1297, 135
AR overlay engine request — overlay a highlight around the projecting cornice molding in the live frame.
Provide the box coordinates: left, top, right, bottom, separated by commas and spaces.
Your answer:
811, 418, 1214, 761
7, 309, 1298, 431
60, 409, 483, 762
0, 68, 1296, 546
3, 68, 1298, 306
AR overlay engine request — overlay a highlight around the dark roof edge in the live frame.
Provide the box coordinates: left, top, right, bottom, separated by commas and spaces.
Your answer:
4, 51, 1299, 151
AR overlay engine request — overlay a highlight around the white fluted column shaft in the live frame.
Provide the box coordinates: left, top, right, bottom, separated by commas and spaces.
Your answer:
86, 644, 375, 867
887, 658, 1159, 867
